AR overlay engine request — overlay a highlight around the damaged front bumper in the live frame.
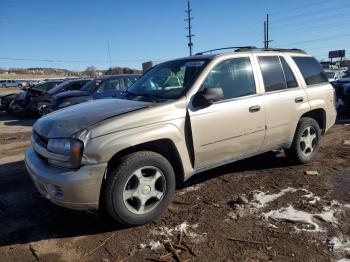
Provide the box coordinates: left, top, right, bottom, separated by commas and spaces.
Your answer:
25, 146, 107, 210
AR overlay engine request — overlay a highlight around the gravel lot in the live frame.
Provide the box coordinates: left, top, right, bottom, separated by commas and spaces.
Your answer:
0, 88, 349, 261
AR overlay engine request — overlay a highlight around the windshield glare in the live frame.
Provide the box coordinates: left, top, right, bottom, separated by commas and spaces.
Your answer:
128, 59, 207, 99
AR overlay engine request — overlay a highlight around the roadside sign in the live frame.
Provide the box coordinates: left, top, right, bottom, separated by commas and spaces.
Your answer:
329, 50, 345, 59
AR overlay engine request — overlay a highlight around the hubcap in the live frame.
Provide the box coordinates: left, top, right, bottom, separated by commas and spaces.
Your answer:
122, 166, 166, 215
299, 126, 317, 156
38, 104, 49, 116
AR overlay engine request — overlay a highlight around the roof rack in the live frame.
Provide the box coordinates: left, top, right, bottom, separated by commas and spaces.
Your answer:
195, 46, 306, 56
195, 46, 257, 55
235, 47, 306, 54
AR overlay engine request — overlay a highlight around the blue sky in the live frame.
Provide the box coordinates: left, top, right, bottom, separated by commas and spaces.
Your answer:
0, 0, 349, 70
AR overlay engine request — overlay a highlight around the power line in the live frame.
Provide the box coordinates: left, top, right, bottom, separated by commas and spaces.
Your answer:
271, 1, 350, 23
271, 17, 350, 34
271, 9, 350, 29
288, 33, 350, 45
271, 0, 334, 16
0, 57, 151, 63
272, 21, 350, 40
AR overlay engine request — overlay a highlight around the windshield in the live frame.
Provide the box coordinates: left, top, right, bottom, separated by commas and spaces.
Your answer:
127, 59, 208, 100
32, 81, 60, 92
47, 81, 71, 94
80, 79, 101, 93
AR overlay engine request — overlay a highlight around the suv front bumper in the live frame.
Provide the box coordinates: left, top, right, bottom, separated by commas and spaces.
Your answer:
25, 147, 107, 210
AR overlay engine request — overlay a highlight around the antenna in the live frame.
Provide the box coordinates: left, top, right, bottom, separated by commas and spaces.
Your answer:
185, 0, 194, 56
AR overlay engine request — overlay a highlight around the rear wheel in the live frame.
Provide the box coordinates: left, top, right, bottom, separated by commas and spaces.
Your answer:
287, 117, 321, 164
104, 151, 176, 226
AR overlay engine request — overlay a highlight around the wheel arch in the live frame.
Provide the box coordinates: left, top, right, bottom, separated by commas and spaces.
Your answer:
300, 108, 326, 135
105, 138, 185, 187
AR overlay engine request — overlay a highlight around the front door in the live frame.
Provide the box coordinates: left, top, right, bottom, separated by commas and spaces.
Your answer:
189, 56, 266, 170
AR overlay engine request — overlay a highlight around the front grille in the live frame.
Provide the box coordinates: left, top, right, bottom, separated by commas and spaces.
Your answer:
54, 185, 63, 197
33, 132, 48, 148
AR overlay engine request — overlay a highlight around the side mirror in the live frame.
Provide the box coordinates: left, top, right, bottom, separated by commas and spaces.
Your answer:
193, 87, 224, 107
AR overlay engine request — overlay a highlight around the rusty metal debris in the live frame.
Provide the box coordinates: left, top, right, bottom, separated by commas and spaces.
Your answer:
228, 237, 264, 245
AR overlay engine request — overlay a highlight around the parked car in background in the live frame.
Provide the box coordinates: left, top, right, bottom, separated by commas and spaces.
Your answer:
49, 74, 140, 112
11, 79, 89, 117
336, 82, 350, 116
0, 93, 18, 112
325, 69, 345, 82
10, 80, 62, 116
331, 70, 350, 115
0, 80, 27, 88
25, 48, 336, 226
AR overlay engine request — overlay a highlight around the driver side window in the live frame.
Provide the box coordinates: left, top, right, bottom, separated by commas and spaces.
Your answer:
203, 57, 256, 101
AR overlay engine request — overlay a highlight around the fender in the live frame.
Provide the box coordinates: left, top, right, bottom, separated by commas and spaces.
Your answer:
83, 120, 195, 179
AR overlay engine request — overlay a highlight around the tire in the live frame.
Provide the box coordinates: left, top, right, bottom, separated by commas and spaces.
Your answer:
104, 151, 176, 226
37, 102, 50, 117
7, 99, 16, 114
287, 117, 322, 164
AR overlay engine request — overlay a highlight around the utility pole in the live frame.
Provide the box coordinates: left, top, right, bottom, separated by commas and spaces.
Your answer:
185, 0, 194, 56
107, 43, 112, 69
264, 14, 273, 48
266, 14, 269, 48
264, 21, 267, 48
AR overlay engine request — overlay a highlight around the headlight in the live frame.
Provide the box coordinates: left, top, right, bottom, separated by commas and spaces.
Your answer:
47, 138, 84, 168
58, 101, 72, 108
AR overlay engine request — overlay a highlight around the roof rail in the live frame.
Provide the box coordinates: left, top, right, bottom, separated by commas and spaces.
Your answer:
195, 46, 257, 55
235, 47, 306, 54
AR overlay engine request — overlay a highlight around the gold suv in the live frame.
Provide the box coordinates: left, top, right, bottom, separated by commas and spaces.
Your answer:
25, 48, 337, 226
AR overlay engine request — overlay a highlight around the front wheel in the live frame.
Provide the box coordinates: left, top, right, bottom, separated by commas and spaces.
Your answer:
104, 151, 176, 226
37, 102, 50, 117
287, 117, 321, 164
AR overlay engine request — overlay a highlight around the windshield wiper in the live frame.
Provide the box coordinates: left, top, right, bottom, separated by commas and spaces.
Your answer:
125, 90, 161, 102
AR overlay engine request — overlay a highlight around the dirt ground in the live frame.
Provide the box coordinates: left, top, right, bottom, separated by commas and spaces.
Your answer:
0, 88, 349, 261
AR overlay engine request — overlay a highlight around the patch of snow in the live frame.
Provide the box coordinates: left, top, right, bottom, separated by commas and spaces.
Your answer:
330, 237, 350, 252
267, 223, 278, 229
140, 240, 163, 250
301, 192, 320, 204
344, 140, 350, 145
179, 184, 202, 195
252, 187, 322, 208
338, 259, 350, 262
263, 205, 337, 232
150, 222, 206, 240
252, 187, 298, 208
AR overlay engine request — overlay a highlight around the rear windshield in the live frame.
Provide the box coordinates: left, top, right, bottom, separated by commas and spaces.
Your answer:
292, 57, 328, 85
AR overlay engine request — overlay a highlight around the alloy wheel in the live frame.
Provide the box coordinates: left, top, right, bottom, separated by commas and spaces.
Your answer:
122, 166, 166, 215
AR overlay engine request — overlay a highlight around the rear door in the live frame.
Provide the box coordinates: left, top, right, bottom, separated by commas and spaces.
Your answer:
189, 55, 266, 170
254, 55, 310, 150
292, 56, 336, 130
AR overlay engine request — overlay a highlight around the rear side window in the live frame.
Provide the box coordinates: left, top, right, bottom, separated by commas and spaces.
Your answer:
280, 57, 298, 88
258, 56, 286, 92
292, 57, 328, 85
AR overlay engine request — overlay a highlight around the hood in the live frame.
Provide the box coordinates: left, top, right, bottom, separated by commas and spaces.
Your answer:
34, 98, 151, 138
53, 90, 91, 100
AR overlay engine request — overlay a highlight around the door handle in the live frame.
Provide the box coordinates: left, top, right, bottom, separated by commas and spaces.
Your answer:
295, 97, 304, 103
249, 105, 261, 113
